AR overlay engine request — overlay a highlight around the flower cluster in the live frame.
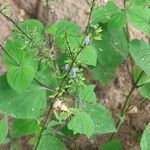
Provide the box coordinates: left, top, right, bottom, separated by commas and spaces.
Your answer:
64, 64, 77, 79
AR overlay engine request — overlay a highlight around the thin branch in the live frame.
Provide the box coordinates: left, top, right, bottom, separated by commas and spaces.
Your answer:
123, 71, 144, 114
0, 44, 20, 66
65, 32, 74, 59
85, 0, 95, 35
0, 11, 42, 51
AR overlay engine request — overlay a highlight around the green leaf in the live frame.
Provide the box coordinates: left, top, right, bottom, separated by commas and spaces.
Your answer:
12, 19, 45, 50
127, 0, 150, 6
47, 21, 82, 51
36, 68, 59, 90
7, 65, 35, 92
68, 112, 94, 137
0, 120, 8, 144
84, 103, 116, 134
37, 133, 67, 150
2, 40, 31, 68
139, 83, 150, 99
47, 21, 80, 36
91, 1, 120, 25
127, 6, 150, 37
2, 40, 35, 92
92, 27, 128, 84
99, 139, 122, 150
133, 66, 150, 86
129, 40, 150, 75
94, 28, 128, 67
132, 66, 150, 99
107, 11, 126, 29
79, 84, 97, 103
78, 45, 97, 66
92, 62, 116, 84
18, 19, 44, 33
141, 123, 150, 150
11, 119, 40, 137
0, 75, 46, 119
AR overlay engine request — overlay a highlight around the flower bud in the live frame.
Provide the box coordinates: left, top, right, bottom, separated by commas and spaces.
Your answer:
71, 67, 77, 79
64, 64, 69, 71
84, 36, 90, 45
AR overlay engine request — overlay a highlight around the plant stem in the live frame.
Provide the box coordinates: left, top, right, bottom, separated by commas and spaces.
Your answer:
85, 0, 95, 35
109, 71, 144, 140
65, 32, 74, 59
34, 38, 85, 150
34, 0, 96, 149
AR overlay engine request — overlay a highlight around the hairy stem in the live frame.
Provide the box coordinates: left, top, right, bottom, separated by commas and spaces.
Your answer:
34, 0, 96, 149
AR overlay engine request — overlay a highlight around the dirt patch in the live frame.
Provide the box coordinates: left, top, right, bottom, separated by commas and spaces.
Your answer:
0, 0, 150, 150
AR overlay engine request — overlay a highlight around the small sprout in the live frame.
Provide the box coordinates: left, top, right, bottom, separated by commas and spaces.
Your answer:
71, 67, 77, 79
84, 36, 90, 45
64, 64, 70, 71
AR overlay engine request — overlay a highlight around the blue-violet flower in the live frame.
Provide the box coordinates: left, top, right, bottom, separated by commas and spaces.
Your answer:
84, 36, 90, 45
71, 67, 77, 79
64, 64, 70, 71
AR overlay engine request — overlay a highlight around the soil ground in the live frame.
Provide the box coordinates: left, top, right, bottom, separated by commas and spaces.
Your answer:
0, 0, 150, 150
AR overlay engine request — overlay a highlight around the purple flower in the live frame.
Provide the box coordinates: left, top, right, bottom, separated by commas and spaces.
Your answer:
71, 67, 77, 79
84, 36, 90, 45
64, 64, 69, 71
